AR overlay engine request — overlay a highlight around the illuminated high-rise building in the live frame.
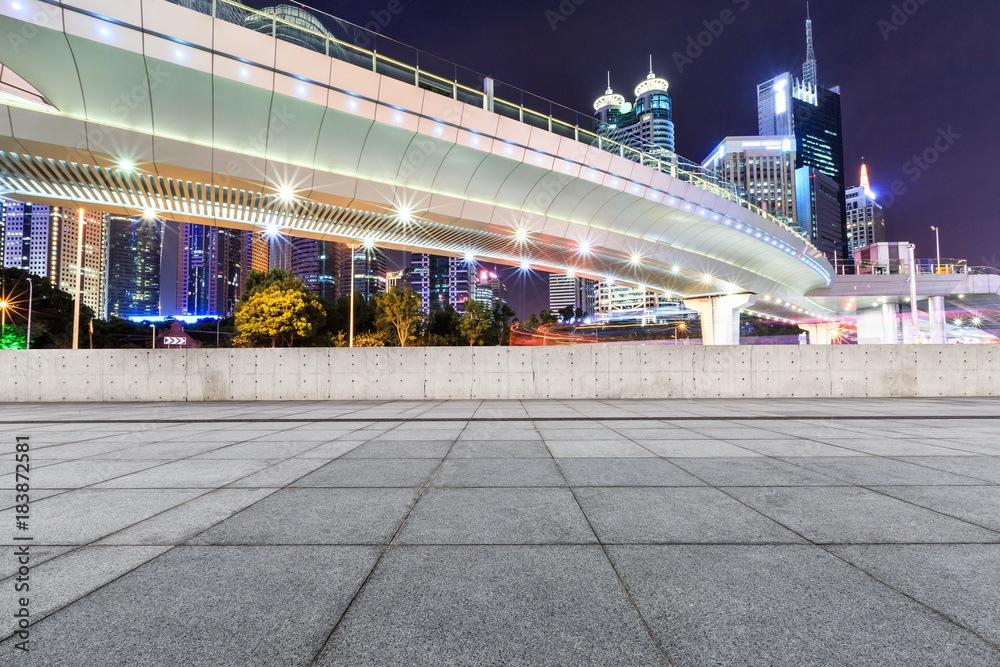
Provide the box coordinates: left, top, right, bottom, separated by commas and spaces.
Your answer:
594, 61, 675, 156
338, 243, 386, 300
757, 11, 847, 260
104, 215, 161, 319
2, 200, 108, 315
171, 222, 244, 317
845, 164, 886, 253
595, 282, 684, 324
270, 236, 338, 301
548, 274, 597, 315
410, 253, 474, 313
702, 136, 798, 229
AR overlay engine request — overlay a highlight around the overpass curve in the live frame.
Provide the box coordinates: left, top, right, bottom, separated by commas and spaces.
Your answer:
0, 0, 836, 321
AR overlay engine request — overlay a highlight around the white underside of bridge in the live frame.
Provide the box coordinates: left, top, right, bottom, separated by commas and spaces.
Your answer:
0, 0, 846, 337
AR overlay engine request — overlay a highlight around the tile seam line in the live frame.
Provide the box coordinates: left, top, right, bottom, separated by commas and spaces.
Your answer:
306, 415, 470, 665
546, 438, 677, 666
6, 415, 1000, 424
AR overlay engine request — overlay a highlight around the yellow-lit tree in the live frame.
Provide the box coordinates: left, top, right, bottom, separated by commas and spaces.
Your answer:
235, 284, 324, 347
374, 286, 422, 347
459, 299, 492, 346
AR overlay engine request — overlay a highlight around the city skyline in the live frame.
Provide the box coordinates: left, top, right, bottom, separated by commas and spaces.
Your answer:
310, 0, 995, 276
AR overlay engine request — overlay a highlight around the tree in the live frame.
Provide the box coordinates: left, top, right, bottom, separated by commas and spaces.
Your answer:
424, 305, 464, 346
528, 313, 540, 329
374, 287, 422, 347
235, 284, 324, 347
459, 299, 492, 346
558, 305, 575, 321
492, 303, 516, 346
540, 310, 557, 325
243, 269, 300, 296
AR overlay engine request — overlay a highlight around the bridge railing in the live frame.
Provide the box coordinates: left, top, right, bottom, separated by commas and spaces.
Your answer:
165, 0, 811, 245
838, 259, 982, 276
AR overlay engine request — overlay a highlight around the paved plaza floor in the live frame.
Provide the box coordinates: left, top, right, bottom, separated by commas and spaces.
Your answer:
2, 397, 1000, 665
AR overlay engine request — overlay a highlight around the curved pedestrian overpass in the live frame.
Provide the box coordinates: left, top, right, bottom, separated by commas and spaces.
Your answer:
0, 0, 838, 342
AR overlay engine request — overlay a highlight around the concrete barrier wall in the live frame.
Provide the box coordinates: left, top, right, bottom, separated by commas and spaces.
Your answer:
1, 346, 998, 402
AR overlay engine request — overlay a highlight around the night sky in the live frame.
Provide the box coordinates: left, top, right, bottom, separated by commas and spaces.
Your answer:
297, 0, 998, 318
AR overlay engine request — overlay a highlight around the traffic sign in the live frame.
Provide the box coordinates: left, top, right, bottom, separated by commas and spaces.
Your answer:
162, 337, 187, 346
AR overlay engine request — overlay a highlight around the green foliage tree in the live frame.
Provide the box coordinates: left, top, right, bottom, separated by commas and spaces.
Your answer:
0, 325, 26, 350
235, 283, 325, 347
557, 305, 575, 321
423, 305, 464, 346
459, 299, 492, 346
374, 287, 422, 347
528, 313, 540, 329
539, 310, 557, 325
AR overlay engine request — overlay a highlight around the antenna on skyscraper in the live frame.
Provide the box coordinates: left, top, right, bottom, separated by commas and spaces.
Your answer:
803, 3, 818, 87
649, 55, 653, 75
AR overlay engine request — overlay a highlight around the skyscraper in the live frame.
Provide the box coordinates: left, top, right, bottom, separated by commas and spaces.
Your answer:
594, 62, 675, 156
702, 136, 798, 228
548, 274, 597, 315
2, 200, 109, 316
409, 253, 474, 313
54, 208, 109, 318
270, 236, 338, 301
2, 199, 55, 277
173, 222, 244, 317
338, 244, 386, 300
795, 166, 842, 261
595, 283, 683, 324
757, 11, 847, 259
104, 215, 161, 319
845, 164, 886, 253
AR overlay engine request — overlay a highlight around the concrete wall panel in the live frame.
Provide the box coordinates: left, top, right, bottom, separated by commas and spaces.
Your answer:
1, 346, 998, 402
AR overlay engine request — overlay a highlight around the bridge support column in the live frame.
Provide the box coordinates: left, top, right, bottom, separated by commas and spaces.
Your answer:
799, 323, 838, 345
857, 305, 899, 344
683, 294, 757, 346
928, 296, 946, 344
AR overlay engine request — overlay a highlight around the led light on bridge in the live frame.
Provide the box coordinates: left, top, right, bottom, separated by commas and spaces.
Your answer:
119, 160, 135, 172
100, 28, 110, 38
240, 68, 250, 78
514, 228, 528, 242
264, 223, 280, 237
11, 2, 21, 10
175, 49, 184, 60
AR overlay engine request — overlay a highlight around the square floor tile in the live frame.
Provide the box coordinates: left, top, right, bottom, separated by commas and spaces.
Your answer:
574, 487, 803, 545
431, 459, 564, 487
727, 487, 1000, 544
608, 545, 1000, 666
557, 458, 704, 487
295, 459, 440, 488
315, 545, 664, 666
396, 488, 595, 544
0, 546, 380, 665
189, 488, 418, 545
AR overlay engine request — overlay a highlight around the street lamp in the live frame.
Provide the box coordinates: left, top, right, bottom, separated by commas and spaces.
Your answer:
347, 242, 361, 347
930, 226, 941, 273
25, 277, 32, 350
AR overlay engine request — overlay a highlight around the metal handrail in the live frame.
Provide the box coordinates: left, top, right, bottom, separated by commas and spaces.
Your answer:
165, 0, 812, 245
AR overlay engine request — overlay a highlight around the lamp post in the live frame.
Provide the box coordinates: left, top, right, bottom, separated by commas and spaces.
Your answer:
25, 277, 32, 350
71, 208, 85, 350
930, 226, 941, 273
348, 242, 360, 347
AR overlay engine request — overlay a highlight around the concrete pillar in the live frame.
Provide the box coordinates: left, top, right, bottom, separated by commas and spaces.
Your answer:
881, 303, 900, 344
799, 323, 838, 345
857, 305, 899, 345
683, 294, 757, 346
928, 296, 946, 344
